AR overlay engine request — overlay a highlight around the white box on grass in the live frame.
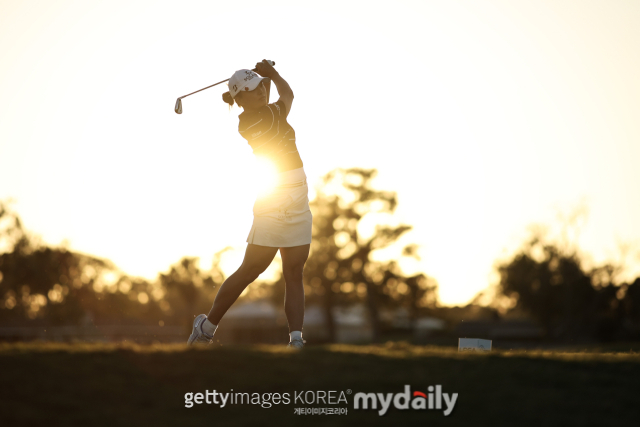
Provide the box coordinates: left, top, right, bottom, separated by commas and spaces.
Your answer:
458, 338, 492, 352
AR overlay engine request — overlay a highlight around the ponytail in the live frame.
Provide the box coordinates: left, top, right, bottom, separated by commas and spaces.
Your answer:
222, 91, 235, 109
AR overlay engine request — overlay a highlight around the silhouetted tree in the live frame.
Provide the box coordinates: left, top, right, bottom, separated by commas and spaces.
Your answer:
495, 227, 632, 342
158, 256, 219, 328
267, 168, 439, 343
0, 199, 130, 325
0, 199, 225, 328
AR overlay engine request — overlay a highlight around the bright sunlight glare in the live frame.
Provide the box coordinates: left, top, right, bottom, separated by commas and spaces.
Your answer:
253, 157, 278, 197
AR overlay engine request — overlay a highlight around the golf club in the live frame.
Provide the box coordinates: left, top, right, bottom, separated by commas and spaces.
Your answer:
174, 60, 275, 114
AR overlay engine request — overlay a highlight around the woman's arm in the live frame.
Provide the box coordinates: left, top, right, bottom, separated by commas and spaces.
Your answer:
254, 59, 293, 117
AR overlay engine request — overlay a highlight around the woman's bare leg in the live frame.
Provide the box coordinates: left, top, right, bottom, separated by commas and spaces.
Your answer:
280, 244, 310, 333
207, 244, 278, 325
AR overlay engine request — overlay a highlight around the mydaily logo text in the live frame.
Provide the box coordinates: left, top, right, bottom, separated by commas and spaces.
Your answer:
353, 385, 458, 416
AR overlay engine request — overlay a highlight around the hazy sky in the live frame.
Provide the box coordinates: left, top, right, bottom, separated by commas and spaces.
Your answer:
1, 0, 639, 305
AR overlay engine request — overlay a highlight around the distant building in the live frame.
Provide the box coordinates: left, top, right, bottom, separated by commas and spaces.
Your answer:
0, 324, 184, 343
455, 319, 545, 341
414, 317, 447, 339
213, 300, 288, 345
293, 303, 374, 343
0, 300, 451, 345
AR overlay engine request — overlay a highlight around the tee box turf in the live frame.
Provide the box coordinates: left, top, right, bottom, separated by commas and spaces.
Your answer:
458, 338, 492, 352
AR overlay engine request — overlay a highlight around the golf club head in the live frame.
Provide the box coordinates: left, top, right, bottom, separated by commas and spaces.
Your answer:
175, 98, 183, 114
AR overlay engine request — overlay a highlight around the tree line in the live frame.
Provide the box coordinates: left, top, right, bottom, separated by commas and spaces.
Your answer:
2, 168, 639, 343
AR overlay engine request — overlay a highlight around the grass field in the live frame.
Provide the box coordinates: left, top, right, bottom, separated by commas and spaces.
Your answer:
2, 341, 640, 426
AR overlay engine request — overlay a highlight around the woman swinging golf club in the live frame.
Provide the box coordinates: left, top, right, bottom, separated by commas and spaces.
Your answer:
188, 60, 311, 349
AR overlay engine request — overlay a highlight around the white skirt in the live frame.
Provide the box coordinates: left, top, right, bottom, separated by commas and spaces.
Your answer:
246, 167, 313, 247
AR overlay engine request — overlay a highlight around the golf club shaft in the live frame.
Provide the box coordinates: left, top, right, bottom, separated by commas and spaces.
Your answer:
178, 78, 230, 100
178, 62, 275, 100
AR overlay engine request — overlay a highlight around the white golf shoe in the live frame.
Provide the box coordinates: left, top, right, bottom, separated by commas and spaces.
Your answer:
287, 338, 305, 350
187, 314, 213, 346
